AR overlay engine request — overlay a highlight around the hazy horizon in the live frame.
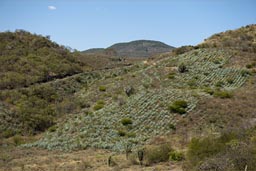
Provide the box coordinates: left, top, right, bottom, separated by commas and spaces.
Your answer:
0, 0, 255, 50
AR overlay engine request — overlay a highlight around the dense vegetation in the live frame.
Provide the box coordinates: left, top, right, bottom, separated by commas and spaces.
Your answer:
184, 128, 256, 171
0, 30, 84, 89
0, 72, 100, 137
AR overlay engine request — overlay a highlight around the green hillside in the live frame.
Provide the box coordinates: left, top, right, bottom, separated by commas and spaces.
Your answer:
27, 48, 250, 151
0, 25, 256, 171
83, 40, 175, 58
0, 30, 84, 89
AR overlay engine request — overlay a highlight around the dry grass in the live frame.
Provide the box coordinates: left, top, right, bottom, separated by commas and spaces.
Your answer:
225, 51, 256, 68
0, 144, 183, 171
173, 75, 256, 143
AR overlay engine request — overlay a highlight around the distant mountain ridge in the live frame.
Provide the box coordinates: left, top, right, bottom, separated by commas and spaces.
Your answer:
82, 40, 175, 58
82, 48, 105, 54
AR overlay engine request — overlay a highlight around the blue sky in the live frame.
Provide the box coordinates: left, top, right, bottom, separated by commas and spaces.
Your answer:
0, 0, 255, 50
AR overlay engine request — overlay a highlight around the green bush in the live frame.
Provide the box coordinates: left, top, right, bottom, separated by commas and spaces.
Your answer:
169, 151, 184, 161
178, 63, 188, 73
204, 88, 214, 95
169, 105, 186, 114
168, 123, 176, 130
48, 125, 58, 132
93, 100, 105, 110
173, 100, 188, 108
169, 100, 188, 114
213, 59, 221, 64
98, 86, 106, 91
227, 78, 234, 84
97, 100, 105, 105
215, 81, 224, 87
117, 130, 126, 136
1, 129, 16, 138
246, 63, 254, 69
93, 103, 104, 110
144, 144, 173, 165
13, 135, 25, 146
241, 69, 251, 76
121, 118, 133, 126
126, 132, 136, 138
214, 90, 233, 98
188, 79, 197, 88
168, 72, 176, 79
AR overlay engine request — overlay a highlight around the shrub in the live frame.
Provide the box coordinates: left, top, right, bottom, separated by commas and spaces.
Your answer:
48, 125, 58, 132
117, 130, 126, 136
168, 123, 176, 130
172, 46, 194, 55
246, 64, 253, 69
98, 86, 106, 91
1, 129, 15, 138
169, 151, 184, 161
93, 103, 104, 110
93, 100, 105, 110
171, 107, 186, 114
12, 135, 25, 146
178, 63, 187, 73
125, 86, 135, 96
188, 79, 197, 88
214, 90, 233, 98
241, 69, 251, 76
97, 100, 105, 105
169, 100, 188, 114
227, 78, 234, 84
127, 132, 136, 138
215, 81, 224, 87
213, 59, 221, 64
168, 72, 176, 79
173, 100, 188, 108
204, 88, 214, 95
121, 118, 133, 126
144, 144, 173, 165
246, 62, 255, 69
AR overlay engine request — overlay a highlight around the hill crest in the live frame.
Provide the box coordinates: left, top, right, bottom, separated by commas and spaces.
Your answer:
83, 40, 175, 58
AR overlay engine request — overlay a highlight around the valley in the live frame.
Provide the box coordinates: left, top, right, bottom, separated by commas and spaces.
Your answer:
0, 25, 256, 171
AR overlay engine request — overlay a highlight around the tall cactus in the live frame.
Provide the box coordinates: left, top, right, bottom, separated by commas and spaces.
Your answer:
108, 155, 112, 167
125, 143, 132, 159
138, 149, 144, 166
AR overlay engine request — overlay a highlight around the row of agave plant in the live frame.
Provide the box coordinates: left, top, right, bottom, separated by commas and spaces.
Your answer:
26, 88, 197, 151
25, 48, 249, 151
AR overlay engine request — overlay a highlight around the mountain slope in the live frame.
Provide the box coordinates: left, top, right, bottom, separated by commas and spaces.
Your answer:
199, 24, 256, 52
28, 47, 251, 151
24, 25, 256, 154
109, 40, 175, 57
0, 30, 85, 89
83, 40, 175, 58
1, 25, 256, 171
82, 48, 105, 54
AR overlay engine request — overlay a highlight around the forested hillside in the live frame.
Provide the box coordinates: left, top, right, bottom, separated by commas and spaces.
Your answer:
0, 30, 85, 89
